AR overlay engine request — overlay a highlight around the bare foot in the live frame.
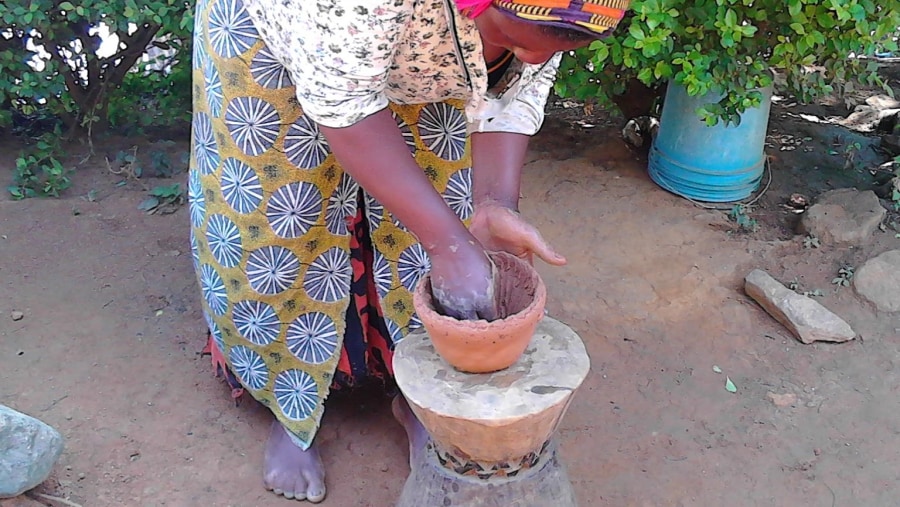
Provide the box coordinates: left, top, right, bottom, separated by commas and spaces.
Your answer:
263, 420, 327, 503
392, 395, 428, 466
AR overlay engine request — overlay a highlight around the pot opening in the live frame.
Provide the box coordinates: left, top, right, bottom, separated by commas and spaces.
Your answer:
426, 252, 539, 322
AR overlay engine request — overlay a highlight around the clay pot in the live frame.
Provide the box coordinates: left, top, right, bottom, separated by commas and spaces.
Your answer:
412, 251, 547, 373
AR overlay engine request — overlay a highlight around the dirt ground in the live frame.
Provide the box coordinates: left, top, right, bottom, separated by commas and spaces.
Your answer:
2, 82, 900, 506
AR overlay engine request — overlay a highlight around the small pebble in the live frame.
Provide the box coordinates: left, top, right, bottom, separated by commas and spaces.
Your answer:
814, 449, 821, 456
766, 392, 797, 407
11, 310, 24, 321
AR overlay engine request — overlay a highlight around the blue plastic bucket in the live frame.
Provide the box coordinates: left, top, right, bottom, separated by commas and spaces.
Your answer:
648, 83, 772, 202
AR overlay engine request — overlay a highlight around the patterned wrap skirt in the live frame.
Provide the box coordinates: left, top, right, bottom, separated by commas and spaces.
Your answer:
189, 0, 473, 449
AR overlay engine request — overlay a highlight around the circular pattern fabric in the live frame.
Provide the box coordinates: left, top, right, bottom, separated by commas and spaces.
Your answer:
208, 0, 258, 58
232, 299, 281, 346
418, 102, 467, 161
266, 181, 323, 239
204, 310, 226, 354
284, 116, 330, 169
398, 243, 431, 291
245, 245, 300, 295
188, 169, 206, 228
229, 345, 269, 391
365, 193, 384, 231
372, 250, 393, 299
274, 369, 319, 421
204, 59, 224, 118
192, 112, 219, 175
192, 19, 207, 70
286, 312, 339, 364
251, 45, 294, 89
206, 214, 243, 268
189, 229, 201, 273
200, 264, 228, 316
443, 167, 473, 220
325, 173, 358, 236
225, 96, 281, 157
189, 9, 475, 451
303, 247, 352, 303
393, 112, 417, 155
220, 157, 263, 214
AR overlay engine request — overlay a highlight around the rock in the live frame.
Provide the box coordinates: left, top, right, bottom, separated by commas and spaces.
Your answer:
767, 392, 798, 407
9, 311, 23, 321
744, 269, 856, 344
0, 405, 64, 498
798, 189, 886, 246
854, 250, 900, 312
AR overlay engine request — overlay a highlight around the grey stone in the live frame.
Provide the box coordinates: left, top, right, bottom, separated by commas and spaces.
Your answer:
0, 405, 64, 498
744, 269, 856, 344
798, 189, 886, 246
854, 250, 900, 312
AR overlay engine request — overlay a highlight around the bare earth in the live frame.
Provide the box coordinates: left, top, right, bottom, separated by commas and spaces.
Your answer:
2, 99, 899, 506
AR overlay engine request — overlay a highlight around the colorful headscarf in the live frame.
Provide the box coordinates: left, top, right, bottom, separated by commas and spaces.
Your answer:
456, 0, 629, 38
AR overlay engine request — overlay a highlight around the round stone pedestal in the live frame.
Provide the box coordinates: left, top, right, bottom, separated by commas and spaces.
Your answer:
394, 317, 590, 507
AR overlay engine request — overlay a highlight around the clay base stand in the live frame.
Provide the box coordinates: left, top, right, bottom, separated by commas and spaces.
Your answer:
394, 317, 590, 507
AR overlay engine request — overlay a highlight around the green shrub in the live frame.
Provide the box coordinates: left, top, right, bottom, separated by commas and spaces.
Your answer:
1, 0, 193, 198
556, 0, 900, 126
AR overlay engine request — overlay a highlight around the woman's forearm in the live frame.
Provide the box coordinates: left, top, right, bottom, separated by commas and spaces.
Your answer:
471, 131, 530, 210
320, 109, 473, 253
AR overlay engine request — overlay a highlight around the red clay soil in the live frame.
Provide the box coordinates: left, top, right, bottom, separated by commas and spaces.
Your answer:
1, 109, 899, 506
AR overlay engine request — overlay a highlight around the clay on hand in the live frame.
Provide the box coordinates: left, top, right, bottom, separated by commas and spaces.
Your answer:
428, 239, 498, 321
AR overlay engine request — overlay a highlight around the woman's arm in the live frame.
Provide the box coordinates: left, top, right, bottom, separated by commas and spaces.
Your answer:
320, 109, 497, 320
471, 131, 529, 210
469, 131, 566, 266
321, 110, 471, 253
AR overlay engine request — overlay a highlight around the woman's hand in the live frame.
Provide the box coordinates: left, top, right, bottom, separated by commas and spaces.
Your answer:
469, 201, 567, 266
428, 237, 497, 321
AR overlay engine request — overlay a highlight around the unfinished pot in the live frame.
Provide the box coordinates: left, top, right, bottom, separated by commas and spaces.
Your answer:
412, 251, 547, 373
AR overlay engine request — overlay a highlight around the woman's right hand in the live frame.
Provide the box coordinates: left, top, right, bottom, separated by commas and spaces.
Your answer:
428, 239, 497, 322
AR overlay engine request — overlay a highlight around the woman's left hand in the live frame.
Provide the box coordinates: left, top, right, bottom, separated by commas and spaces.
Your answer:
469, 201, 567, 266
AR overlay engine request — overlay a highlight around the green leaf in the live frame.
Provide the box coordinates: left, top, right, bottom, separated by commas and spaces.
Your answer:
637, 67, 653, 83
725, 377, 737, 393
725, 8, 737, 27
138, 197, 160, 211
629, 23, 646, 41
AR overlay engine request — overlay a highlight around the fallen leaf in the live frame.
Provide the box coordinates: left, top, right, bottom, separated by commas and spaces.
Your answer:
725, 377, 737, 393
138, 197, 160, 211
155, 309, 164, 317
712, 365, 722, 373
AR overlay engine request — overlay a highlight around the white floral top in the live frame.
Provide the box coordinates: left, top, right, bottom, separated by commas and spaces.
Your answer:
244, 0, 561, 135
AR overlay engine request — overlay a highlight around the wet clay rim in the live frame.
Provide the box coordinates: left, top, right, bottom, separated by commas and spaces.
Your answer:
412, 251, 547, 373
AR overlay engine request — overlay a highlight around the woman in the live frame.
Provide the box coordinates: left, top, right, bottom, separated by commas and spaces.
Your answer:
189, 0, 628, 502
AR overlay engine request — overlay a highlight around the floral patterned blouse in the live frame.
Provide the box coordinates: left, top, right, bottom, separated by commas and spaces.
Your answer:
244, 0, 561, 136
